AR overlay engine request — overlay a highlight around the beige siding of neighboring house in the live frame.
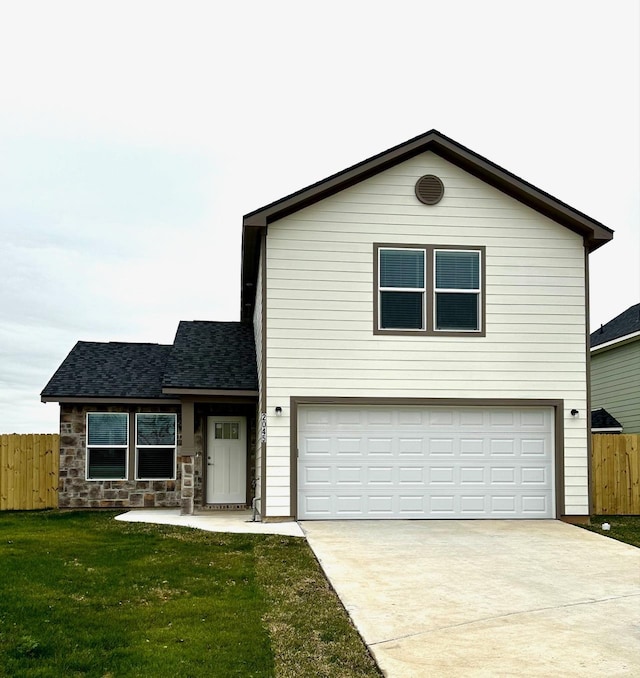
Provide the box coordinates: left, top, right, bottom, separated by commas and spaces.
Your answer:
591, 339, 640, 434
263, 151, 589, 517
253, 250, 264, 514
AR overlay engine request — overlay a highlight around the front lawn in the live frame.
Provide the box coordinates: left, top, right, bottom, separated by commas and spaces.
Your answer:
0, 511, 380, 678
580, 515, 640, 548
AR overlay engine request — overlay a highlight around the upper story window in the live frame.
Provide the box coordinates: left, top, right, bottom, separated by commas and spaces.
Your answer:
374, 244, 485, 337
434, 249, 481, 331
86, 412, 128, 480
379, 248, 426, 330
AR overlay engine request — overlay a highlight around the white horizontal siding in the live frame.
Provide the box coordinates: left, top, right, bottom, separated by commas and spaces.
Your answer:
262, 151, 589, 516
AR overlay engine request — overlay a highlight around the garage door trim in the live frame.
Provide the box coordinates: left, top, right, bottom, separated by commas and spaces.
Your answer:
290, 397, 565, 520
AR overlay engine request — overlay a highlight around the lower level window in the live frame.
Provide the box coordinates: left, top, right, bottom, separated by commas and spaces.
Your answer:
136, 413, 176, 480
87, 412, 128, 480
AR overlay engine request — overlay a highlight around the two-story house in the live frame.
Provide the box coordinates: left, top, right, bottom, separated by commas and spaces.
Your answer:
42, 130, 613, 522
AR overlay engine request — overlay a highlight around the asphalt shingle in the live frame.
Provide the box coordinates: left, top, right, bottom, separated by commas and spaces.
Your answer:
591, 303, 640, 348
591, 408, 623, 431
162, 321, 258, 391
41, 342, 172, 399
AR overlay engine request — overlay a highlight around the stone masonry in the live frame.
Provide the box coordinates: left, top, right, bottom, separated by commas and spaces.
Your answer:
58, 404, 182, 509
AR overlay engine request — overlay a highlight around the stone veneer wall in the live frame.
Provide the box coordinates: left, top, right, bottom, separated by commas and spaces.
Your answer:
58, 404, 182, 509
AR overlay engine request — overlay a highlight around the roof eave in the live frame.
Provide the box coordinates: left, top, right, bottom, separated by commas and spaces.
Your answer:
41, 396, 181, 404
161, 387, 258, 397
591, 330, 640, 354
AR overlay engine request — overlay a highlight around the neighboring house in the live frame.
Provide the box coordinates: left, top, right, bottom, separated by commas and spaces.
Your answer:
43, 130, 613, 521
590, 303, 640, 434
590, 407, 623, 434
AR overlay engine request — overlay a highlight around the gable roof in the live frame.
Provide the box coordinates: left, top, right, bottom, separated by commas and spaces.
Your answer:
162, 321, 258, 393
41, 321, 258, 402
591, 407, 623, 432
241, 129, 613, 320
41, 341, 173, 401
590, 303, 640, 349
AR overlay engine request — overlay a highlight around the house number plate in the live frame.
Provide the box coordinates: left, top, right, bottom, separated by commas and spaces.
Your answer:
260, 413, 267, 443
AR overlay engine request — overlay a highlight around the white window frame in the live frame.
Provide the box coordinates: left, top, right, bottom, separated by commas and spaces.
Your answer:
135, 413, 177, 481
86, 412, 129, 481
378, 247, 427, 331
433, 248, 482, 333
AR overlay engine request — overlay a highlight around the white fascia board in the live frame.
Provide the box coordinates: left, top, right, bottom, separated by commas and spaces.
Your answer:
591, 428, 623, 433
590, 330, 640, 354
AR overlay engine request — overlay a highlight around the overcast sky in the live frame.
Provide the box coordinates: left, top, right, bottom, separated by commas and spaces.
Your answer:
1, 1, 638, 433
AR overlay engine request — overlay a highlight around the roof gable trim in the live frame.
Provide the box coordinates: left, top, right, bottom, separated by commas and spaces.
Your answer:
242, 129, 612, 249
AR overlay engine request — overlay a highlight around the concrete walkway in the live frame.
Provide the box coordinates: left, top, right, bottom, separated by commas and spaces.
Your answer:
115, 509, 304, 537
302, 520, 640, 678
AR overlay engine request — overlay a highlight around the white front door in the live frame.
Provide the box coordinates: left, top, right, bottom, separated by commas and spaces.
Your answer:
206, 417, 246, 504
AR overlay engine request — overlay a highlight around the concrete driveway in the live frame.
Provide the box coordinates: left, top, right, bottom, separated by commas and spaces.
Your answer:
302, 520, 640, 677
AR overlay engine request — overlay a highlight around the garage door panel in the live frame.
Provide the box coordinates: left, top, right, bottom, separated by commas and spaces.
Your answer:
398, 438, 423, 454
399, 466, 425, 484
303, 437, 331, 455
521, 439, 547, 455
489, 439, 516, 455
460, 495, 486, 513
303, 465, 332, 485
460, 439, 484, 455
521, 466, 548, 484
490, 467, 517, 484
522, 495, 549, 514
298, 405, 554, 519
335, 466, 362, 484
430, 439, 455, 455
429, 466, 455, 484
460, 466, 485, 484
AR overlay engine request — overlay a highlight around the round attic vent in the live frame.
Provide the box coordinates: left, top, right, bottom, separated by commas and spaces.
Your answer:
415, 174, 444, 205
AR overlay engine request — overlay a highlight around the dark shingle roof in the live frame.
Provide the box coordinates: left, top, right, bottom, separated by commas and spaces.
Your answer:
41, 342, 173, 399
591, 408, 623, 431
162, 321, 257, 391
591, 303, 640, 348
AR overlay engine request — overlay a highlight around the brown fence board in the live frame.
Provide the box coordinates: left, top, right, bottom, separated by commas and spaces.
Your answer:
592, 434, 640, 515
0, 434, 59, 510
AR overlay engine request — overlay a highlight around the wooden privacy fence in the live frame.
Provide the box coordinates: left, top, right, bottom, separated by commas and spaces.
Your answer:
592, 434, 640, 515
0, 434, 59, 510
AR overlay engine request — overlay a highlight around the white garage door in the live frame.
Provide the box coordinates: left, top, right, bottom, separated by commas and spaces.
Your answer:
297, 405, 554, 519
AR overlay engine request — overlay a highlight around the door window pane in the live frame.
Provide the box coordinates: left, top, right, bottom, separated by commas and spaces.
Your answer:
215, 422, 240, 440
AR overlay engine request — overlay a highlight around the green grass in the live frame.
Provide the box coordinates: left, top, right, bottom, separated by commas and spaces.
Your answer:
0, 511, 381, 678
580, 515, 640, 549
